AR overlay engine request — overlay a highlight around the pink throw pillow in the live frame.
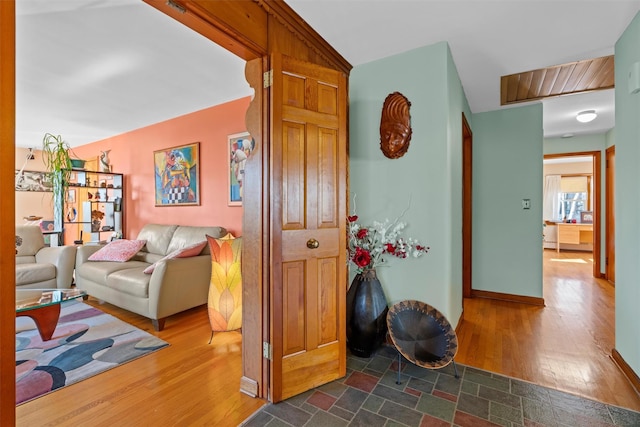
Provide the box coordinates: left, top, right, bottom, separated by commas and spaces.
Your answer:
143, 240, 207, 274
88, 239, 147, 262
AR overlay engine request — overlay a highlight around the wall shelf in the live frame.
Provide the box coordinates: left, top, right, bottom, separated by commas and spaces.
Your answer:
60, 170, 124, 245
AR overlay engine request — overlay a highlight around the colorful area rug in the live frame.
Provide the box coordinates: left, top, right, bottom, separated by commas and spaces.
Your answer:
16, 300, 169, 405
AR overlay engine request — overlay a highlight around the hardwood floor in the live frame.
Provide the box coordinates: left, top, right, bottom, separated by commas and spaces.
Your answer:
16, 299, 266, 427
456, 249, 640, 411
16, 250, 640, 425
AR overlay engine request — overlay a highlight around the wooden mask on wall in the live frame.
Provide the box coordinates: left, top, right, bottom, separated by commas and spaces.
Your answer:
379, 92, 412, 159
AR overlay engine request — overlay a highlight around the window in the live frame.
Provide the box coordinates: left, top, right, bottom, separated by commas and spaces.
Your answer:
557, 175, 591, 221
559, 191, 587, 221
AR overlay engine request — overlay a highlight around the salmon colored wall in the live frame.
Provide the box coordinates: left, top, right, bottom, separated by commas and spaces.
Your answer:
71, 97, 250, 239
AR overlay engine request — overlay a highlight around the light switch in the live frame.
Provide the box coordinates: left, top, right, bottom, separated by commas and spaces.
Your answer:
522, 199, 531, 209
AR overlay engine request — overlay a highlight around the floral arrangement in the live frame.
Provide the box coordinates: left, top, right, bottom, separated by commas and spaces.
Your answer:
347, 213, 429, 273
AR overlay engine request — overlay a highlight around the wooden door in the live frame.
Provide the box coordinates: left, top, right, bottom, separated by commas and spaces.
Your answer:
606, 146, 615, 284
269, 53, 347, 402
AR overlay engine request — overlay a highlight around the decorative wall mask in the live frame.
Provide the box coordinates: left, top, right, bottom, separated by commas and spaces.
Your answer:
379, 92, 412, 159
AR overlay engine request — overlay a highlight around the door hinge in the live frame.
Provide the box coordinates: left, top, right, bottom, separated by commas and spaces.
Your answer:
263, 70, 273, 88
263, 342, 272, 360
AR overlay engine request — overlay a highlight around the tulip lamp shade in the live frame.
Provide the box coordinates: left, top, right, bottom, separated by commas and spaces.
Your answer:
206, 234, 242, 339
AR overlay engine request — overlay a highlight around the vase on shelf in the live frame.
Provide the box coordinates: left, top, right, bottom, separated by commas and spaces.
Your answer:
91, 220, 101, 232
346, 268, 389, 358
100, 150, 111, 173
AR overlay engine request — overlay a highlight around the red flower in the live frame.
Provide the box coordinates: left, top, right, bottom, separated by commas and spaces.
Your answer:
356, 228, 368, 239
385, 243, 395, 253
348, 215, 358, 222
352, 247, 371, 268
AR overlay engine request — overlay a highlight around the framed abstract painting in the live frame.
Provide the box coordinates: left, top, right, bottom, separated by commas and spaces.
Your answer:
153, 142, 200, 206
228, 132, 254, 206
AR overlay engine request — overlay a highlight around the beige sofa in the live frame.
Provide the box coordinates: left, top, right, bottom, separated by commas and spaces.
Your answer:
75, 224, 227, 330
15, 225, 77, 289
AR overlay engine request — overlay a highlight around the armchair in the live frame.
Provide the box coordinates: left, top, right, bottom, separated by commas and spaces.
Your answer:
15, 225, 76, 289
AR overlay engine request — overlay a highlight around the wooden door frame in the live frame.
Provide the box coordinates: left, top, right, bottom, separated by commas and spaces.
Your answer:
462, 113, 473, 299
3, 2, 351, 418
1, 1, 16, 424
121, 0, 352, 402
132, 0, 272, 400
605, 145, 615, 284
544, 151, 602, 278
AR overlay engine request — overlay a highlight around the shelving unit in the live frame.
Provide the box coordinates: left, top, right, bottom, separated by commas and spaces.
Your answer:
61, 170, 124, 245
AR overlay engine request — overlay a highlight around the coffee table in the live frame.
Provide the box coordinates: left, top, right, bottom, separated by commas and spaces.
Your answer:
16, 289, 87, 341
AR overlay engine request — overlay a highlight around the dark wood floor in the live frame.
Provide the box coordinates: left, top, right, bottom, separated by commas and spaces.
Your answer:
16, 249, 640, 426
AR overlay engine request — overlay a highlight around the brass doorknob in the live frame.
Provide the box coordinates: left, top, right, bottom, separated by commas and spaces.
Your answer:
307, 238, 319, 249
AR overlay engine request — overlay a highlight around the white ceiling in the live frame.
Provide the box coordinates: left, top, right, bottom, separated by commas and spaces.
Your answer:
16, 0, 640, 148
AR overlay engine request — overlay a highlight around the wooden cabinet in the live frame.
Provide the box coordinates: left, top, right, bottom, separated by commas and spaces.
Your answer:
61, 170, 124, 245
556, 223, 593, 252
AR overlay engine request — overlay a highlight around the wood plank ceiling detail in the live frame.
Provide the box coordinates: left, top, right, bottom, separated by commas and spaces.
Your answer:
500, 55, 614, 106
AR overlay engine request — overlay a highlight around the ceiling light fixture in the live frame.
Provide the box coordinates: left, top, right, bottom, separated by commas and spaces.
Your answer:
576, 110, 597, 123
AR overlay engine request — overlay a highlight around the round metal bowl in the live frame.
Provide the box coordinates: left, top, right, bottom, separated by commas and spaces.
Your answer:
386, 300, 458, 369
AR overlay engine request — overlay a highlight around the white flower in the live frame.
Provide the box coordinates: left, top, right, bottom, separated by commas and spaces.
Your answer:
347, 214, 429, 274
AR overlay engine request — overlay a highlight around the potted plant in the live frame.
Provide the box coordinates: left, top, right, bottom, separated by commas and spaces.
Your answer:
42, 133, 75, 232
42, 133, 72, 193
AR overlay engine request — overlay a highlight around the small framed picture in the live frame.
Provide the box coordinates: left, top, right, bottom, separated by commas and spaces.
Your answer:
228, 132, 255, 206
66, 189, 76, 203
580, 211, 593, 224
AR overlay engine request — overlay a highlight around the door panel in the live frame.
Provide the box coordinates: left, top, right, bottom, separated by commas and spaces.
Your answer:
282, 121, 306, 229
270, 53, 347, 402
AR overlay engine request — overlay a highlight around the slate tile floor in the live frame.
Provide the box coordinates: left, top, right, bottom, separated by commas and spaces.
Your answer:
242, 345, 640, 426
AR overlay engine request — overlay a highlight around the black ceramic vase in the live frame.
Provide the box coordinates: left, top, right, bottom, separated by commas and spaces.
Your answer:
346, 268, 389, 358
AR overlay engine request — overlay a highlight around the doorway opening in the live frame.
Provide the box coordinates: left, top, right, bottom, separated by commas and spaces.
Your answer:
13, 0, 263, 417
543, 151, 602, 280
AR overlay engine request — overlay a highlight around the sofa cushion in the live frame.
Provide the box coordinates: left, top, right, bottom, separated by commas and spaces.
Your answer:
16, 255, 37, 265
167, 226, 227, 255
107, 268, 152, 298
15, 225, 45, 257
15, 263, 55, 286
76, 260, 150, 284
136, 224, 178, 256
89, 239, 147, 262
143, 240, 208, 274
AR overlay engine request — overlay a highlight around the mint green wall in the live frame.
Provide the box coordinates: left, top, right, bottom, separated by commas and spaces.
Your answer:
472, 105, 543, 297
349, 42, 471, 325
614, 11, 640, 377
606, 128, 615, 149
544, 133, 606, 155
543, 133, 608, 273
446, 45, 471, 319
